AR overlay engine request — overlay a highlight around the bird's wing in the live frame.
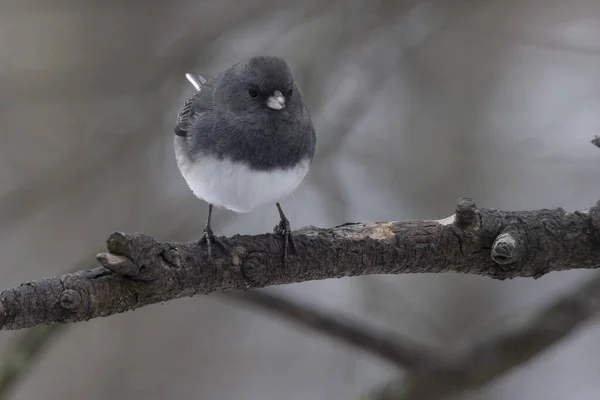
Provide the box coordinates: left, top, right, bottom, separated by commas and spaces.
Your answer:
174, 75, 214, 137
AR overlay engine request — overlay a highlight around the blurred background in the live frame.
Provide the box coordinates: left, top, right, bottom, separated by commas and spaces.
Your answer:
1, 0, 600, 399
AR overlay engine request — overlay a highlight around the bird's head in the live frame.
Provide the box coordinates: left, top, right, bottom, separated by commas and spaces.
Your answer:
217, 56, 299, 115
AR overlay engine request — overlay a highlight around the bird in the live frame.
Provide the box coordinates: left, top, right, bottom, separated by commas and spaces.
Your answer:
173, 56, 316, 265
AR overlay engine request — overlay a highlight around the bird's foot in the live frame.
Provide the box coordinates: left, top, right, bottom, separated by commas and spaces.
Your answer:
196, 226, 228, 259
274, 216, 296, 266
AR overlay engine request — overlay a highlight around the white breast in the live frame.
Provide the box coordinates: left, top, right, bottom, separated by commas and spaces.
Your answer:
175, 145, 310, 213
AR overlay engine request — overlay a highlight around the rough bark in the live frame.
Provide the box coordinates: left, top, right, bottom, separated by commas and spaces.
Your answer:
1, 198, 599, 330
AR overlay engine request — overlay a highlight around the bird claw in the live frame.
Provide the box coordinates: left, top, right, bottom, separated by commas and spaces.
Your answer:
196, 226, 227, 259
274, 216, 296, 266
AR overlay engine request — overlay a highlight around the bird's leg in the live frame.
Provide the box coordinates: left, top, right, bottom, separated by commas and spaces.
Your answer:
196, 204, 227, 258
273, 202, 297, 266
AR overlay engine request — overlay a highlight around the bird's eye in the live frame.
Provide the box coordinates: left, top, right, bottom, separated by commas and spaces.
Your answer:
287, 88, 293, 96
248, 89, 258, 98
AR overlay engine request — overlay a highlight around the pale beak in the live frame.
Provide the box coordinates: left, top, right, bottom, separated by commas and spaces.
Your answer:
266, 90, 285, 110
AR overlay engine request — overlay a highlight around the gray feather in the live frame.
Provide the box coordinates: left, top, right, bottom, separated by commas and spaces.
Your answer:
174, 76, 215, 137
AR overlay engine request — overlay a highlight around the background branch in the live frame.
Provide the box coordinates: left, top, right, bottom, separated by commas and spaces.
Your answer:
225, 290, 438, 370
370, 272, 600, 400
0, 325, 64, 400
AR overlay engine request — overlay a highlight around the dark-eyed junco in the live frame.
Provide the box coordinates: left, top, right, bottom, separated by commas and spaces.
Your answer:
174, 56, 316, 264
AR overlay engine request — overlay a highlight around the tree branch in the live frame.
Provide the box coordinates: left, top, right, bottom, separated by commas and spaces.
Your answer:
1, 198, 599, 330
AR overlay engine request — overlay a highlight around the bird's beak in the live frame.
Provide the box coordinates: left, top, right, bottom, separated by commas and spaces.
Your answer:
266, 90, 286, 110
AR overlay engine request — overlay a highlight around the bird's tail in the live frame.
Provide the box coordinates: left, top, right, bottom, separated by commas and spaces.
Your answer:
185, 73, 206, 92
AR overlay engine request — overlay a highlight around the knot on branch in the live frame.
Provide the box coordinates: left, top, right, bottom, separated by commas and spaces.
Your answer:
451, 198, 482, 256
491, 230, 524, 265
59, 274, 93, 316
455, 197, 479, 229
96, 232, 169, 281
96, 253, 140, 277
60, 289, 82, 310
243, 252, 268, 284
